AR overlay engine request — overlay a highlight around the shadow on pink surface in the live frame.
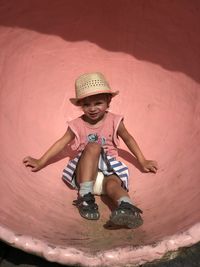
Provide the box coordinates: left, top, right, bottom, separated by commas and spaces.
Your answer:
0, 0, 200, 82
0, 1, 200, 266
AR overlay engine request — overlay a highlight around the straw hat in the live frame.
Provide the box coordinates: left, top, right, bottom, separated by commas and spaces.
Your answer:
70, 72, 119, 106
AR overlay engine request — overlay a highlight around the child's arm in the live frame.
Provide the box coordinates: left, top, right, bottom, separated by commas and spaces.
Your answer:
23, 128, 75, 172
117, 121, 158, 173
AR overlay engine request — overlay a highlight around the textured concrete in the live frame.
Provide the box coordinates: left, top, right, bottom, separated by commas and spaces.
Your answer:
0, 0, 200, 266
1, 241, 200, 267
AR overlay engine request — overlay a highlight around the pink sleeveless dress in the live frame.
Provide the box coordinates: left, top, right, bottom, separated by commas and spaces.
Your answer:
62, 112, 129, 191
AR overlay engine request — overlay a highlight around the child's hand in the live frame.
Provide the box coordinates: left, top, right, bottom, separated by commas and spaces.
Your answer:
23, 156, 44, 172
140, 159, 158, 173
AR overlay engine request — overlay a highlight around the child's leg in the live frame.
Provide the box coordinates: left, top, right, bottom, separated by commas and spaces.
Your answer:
103, 175, 133, 205
76, 142, 101, 195
73, 143, 101, 220
103, 175, 143, 228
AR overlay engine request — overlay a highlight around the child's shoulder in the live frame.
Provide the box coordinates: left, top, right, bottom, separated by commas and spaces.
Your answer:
68, 115, 83, 126
107, 111, 124, 120
105, 112, 124, 129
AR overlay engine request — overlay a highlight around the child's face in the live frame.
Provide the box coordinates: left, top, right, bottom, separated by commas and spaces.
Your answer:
80, 94, 110, 123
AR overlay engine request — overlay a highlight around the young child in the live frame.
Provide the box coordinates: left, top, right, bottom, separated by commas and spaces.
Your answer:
23, 72, 158, 229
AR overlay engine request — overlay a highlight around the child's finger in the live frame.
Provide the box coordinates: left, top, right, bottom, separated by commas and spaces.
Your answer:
150, 166, 157, 173
31, 165, 41, 172
148, 161, 158, 171
23, 160, 30, 166
23, 157, 30, 163
143, 167, 151, 172
153, 161, 158, 169
31, 167, 38, 172
23, 156, 34, 165
24, 162, 34, 168
23, 159, 36, 168
151, 167, 157, 173
143, 164, 156, 173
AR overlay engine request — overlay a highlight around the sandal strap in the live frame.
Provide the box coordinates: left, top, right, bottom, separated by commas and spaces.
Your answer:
117, 201, 143, 214
73, 193, 98, 210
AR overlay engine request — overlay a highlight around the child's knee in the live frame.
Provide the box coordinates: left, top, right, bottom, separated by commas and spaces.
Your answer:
104, 176, 121, 192
84, 142, 101, 156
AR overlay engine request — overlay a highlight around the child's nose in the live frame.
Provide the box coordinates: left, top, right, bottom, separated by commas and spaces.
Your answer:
89, 105, 96, 111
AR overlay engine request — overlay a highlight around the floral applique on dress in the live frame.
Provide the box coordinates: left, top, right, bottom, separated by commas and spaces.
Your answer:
87, 133, 106, 146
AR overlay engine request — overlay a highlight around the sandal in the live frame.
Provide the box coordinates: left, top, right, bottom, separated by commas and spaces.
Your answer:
107, 201, 143, 229
73, 192, 100, 220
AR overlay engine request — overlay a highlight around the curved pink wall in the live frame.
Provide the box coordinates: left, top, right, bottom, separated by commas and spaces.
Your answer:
0, 1, 200, 266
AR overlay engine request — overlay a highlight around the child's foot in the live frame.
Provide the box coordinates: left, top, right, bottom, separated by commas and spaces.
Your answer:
73, 192, 100, 220
106, 201, 143, 229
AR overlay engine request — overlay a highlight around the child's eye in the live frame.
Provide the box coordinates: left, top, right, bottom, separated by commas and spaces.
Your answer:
83, 103, 89, 107
96, 102, 103, 105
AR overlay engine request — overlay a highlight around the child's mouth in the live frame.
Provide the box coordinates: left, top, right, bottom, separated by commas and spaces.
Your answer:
89, 113, 98, 118
89, 113, 102, 121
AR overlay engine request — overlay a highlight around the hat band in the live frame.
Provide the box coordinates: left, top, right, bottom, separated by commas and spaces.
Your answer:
76, 86, 112, 99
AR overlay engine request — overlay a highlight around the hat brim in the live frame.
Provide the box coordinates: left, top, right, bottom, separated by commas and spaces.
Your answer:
69, 91, 119, 106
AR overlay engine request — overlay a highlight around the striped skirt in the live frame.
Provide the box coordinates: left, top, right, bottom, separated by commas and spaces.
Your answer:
62, 152, 129, 191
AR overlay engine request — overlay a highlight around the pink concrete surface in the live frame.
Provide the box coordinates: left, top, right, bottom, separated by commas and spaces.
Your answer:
0, 0, 200, 266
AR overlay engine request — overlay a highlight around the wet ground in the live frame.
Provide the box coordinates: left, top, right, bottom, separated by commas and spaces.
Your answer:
0, 241, 200, 267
